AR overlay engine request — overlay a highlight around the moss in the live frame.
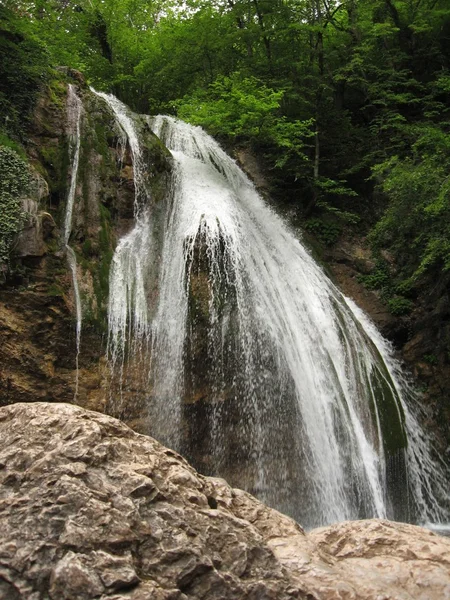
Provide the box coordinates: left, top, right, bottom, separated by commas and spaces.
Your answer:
45, 255, 67, 278
150, 171, 170, 205
39, 138, 70, 197
98, 204, 112, 250
46, 77, 67, 108
370, 366, 408, 454
77, 203, 113, 332
84, 95, 118, 165
94, 122, 111, 161
82, 239, 93, 257
76, 252, 89, 272
45, 237, 60, 254
304, 217, 340, 246
78, 147, 90, 220
81, 295, 98, 329
0, 132, 26, 157
47, 283, 64, 297
40, 140, 70, 231
58, 90, 121, 333
77, 108, 116, 232
95, 203, 114, 311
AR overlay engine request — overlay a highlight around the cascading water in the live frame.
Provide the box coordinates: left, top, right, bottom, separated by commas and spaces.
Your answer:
148, 116, 448, 527
90, 90, 155, 384
64, 84, 83, 398
97, 93, 448, 528
90, 90, 147, 216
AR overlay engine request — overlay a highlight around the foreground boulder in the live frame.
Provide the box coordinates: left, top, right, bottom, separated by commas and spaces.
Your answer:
0, 403, 448, 599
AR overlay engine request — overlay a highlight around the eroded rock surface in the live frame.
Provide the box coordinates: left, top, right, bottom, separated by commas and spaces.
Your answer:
0, 402, 449, 600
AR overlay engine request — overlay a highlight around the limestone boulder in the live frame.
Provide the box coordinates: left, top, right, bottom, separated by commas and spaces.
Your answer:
0, 402, 448, 600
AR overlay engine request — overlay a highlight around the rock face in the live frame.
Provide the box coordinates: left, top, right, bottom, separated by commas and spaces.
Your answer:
0, 402, 449, 600
324, 237, 450, 448
0, 73, 171, 411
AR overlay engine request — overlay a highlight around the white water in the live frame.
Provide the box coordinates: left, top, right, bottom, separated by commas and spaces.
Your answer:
65, 85, 83, 398
91, 90, 147, 217
425, 522, 450, 537
90, 91, 155, 387
96, 95, 448, 528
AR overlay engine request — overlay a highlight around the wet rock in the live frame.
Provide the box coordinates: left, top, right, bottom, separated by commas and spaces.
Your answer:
0, 402, 449, 600
324, 236, 450, 446
235, 148, 271, 195
0, 77, 170, 411
325, 239, 396, 336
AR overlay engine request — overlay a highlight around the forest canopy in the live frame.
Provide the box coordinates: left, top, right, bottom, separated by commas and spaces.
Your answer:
1, 0, 450, 294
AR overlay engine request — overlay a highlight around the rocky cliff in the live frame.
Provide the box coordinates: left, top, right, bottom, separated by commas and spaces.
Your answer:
0, 74, 448, 531
0, 71, 171, 412
0, 402, 449, 600
1, 74, 448, 448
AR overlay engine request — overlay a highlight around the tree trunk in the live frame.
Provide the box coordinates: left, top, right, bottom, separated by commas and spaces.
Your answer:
314, 123, 320, 180
252, 0, 272, 64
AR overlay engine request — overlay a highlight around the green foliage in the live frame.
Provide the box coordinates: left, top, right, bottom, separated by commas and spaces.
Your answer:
357, 265, 390, 290
370, 125, 450, 280
0, 146, 31, 268
4, 0, 450, 304
304, 218, 340, 246
0, 147, 30, 197
386, 296, 414, 316
356, 259, 416, 316
176, 72, 315, 183
176, 74, 284, 139
271, 118, 315, 175
0, 6, 49, 140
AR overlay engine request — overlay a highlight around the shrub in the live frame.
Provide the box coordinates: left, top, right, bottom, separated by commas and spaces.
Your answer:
357, 264, 390, 290
304, 218, 340, 246
387, 296, 414, 316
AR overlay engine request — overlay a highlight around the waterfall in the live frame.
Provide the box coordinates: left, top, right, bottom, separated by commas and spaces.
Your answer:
90, 90, 159, 413
90, 90, 147, 216
95, 93, 448, 528
64, 84, 83, 399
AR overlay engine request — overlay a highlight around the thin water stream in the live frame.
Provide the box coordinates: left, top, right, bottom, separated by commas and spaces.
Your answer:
64, 84, 83, 399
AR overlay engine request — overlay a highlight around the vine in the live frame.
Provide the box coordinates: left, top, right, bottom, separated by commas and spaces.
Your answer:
0, 145, 31, 271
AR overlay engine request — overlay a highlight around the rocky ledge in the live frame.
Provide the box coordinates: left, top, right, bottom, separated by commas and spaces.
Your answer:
0, 403, 449, 600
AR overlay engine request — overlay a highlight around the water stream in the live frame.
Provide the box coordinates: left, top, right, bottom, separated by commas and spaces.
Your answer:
94, 94, 448, 528
90, 90, 155, 389
64, 84, 83, 399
